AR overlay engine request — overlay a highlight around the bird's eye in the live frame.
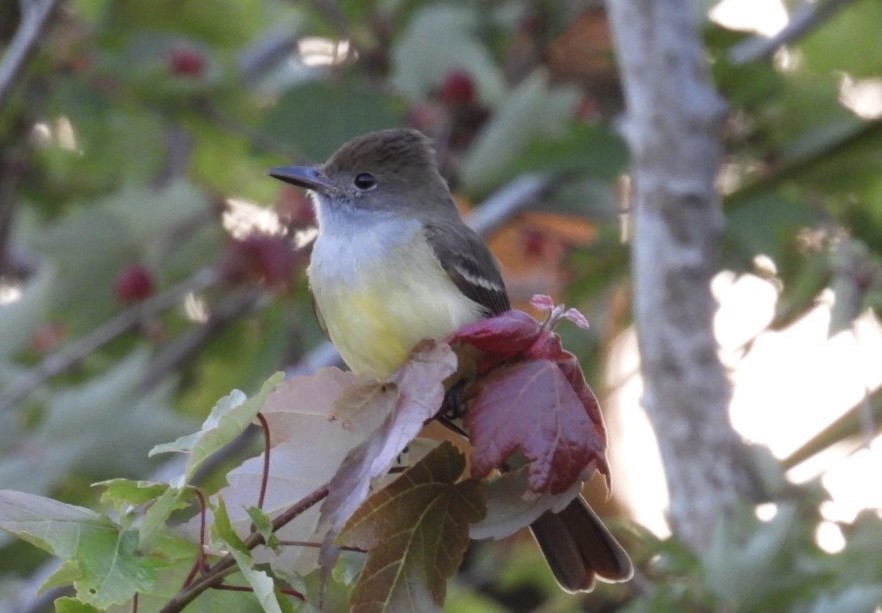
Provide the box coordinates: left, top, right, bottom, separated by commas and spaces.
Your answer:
353, 173, 377, 190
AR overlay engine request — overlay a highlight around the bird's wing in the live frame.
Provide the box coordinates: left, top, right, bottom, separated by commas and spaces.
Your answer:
424, 218, 511, 316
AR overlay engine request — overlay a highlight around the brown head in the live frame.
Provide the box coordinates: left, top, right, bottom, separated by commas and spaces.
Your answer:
267, 129, 455, 219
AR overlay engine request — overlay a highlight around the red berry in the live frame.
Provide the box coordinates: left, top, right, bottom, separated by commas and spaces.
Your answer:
440, 70, 476, 107
115, 264, 155, 303
169, 45, 205, 77
221, 235, 298, 289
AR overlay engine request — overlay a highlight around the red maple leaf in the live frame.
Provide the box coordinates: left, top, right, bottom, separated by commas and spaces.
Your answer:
450, 301, 609, 494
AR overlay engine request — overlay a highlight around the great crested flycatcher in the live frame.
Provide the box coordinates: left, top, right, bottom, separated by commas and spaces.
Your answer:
268, 128, 632, 592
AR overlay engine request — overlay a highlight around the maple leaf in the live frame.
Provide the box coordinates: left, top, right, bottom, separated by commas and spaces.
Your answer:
465, 358, 604, 493
201, 368, 377, 574
451, 309, 540, 359
556, 350, 608, 451
149, 373, 284, 487
450, 302, 609, 495
0, 491, 156, 608
340, 442, 485, 613
318, 340, 457, 552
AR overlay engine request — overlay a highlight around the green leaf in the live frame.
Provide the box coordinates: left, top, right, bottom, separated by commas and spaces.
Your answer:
95, 479, 172, 532
261, 79, 400, 161
96, 479, 169, 511
829, 237, 876, 335
54, 596, 103, 613
0, 266, 55, 359
459, 70, 580, 195
807, 586, 882, 613
150, 372, 284, 486
724, 192, 820, 268
391, 4, 507, 105
102, 0, 264, 46
247, 506, 280, 553
138, 486, 189, 550
215, 499, 289, 613
702, 504, 799, 609
800, 0, 882, 78
713, 47, 785, 107
771, 250, 831, 330
75, 528, 157, 608
504, 123, 628, 180
42, 560, 85, 592
341, 442, 485, 612
118, 181, 209, 251
228, 547, 290, 613
26, 182, 210, 333
0, 491, 156, 607
96, 533, 244, 612
213, 497, 248, 553
0, 490, 115, 558
13, 350, 192, 495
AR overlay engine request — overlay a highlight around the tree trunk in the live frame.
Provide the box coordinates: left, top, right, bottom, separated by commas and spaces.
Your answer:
606, 0, 756, 548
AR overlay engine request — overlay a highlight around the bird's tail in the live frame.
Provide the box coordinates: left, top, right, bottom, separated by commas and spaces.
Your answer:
529, 495, 633, 593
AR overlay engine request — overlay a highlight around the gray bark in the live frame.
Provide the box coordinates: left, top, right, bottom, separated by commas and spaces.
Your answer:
606, 1, 756, 548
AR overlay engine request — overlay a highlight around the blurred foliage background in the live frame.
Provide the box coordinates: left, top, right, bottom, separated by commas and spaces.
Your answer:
1, 0, 882, 610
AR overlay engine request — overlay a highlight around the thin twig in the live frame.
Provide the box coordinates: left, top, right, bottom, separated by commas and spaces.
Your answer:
727, 0, 858, 65
213, 584, 305, 600
159, 483, 330, 613
0, 268, 219, 413
0, 0, 62, 115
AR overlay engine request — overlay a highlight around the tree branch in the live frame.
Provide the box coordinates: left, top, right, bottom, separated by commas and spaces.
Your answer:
0, 0, 62, 115
727, 0, 858, 66
607, 0, 756, 548
468, 173, 550, 237
0, 268, 218, 413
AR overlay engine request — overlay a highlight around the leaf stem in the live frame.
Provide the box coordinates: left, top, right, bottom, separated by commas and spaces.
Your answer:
182, 489, 210, 588
255, 412, 271, 510
277, 539, 365, 552
213, 583, 306, 600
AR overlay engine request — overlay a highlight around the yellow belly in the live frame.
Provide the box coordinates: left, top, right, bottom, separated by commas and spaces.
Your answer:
309, 237, 483, 379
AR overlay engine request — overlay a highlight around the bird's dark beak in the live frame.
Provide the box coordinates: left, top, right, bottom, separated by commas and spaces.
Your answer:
267, 165, 335, 194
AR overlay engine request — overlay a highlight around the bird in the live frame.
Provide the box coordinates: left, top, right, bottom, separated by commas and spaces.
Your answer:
268, 128, 632, 592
